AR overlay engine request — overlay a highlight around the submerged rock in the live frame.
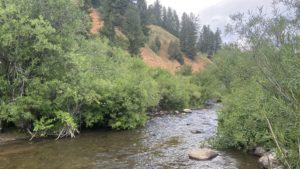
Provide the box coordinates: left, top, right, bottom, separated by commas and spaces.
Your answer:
259, 152, 282, 169
190, 130, 203, 134
188, 148, 219, 161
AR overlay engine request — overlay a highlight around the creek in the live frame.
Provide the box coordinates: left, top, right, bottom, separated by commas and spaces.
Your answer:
0, 106, 260, 169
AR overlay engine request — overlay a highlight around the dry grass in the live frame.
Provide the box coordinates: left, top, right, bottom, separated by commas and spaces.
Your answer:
142, 25, 209, 74
141, 45, 181, 74
148, 25, 179, 44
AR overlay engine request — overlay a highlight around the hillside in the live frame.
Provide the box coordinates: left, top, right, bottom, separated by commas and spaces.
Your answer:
141, 25, 209, 74
88, 10, 209, 74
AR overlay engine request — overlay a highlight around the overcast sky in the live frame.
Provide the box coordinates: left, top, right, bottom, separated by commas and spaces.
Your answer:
147, 0, 274, 41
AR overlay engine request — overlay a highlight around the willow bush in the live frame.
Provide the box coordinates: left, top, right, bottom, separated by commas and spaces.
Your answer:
197, 1, 300, 167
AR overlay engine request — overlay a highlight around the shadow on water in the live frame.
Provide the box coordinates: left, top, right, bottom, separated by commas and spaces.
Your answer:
0, 107, 260, 169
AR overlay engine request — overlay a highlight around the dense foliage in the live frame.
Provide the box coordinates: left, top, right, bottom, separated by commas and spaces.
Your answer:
0, 0, 204, 139
70, 39, 161, 130
151, 69, 202, 110
196, 1, 300, 167
0, 0, 89, 138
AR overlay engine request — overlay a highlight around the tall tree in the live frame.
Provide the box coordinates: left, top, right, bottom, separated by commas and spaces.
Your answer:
162, 7, 167, 28
101, 0, 130, 41
147, 0, 162, 25
180, 13, 198, 59
136, 0, 149, 35
147, 1, 180, 37
197, 25, 222, 56
214, 28, 222, 52
165, 7, 174, 35
172, 10, 180, 36
123, 4, 145, 55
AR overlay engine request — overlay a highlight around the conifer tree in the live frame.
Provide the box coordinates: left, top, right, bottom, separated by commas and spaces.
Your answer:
214, 28, 222, 52
136, 0, 149, 35
148, 0, 162, 25
180, 13, 198, 59
173, 10, 180, 36
197, 25, 222, 56
162, 7, 168, 28
123, 4, 145, 55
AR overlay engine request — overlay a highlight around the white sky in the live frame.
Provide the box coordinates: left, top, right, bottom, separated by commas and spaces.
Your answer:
147, 0, 274, 41
147, 0, 224, 14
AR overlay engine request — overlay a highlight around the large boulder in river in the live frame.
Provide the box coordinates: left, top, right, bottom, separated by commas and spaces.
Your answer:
183, 109, 192, 113
188, 148, 219, 161
259, 152, 282, 169
254, 146, 267, 157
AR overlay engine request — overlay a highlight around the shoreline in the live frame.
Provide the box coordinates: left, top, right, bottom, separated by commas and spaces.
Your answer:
0, 130, 29, 145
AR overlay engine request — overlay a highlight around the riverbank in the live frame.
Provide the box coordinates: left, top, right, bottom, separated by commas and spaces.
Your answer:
0, 130, 28, 145
0, 108, 195, 145
0, 108, 260, 169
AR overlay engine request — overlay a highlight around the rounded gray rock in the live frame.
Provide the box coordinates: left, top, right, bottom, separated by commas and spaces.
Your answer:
188, 148, 219, 161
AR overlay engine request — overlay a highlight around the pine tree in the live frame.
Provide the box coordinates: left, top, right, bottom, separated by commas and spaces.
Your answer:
214, 28, 222, 52
197, 25, 222, 56
166, 7, 174, 35
180, 13, 198, 59
148, 0, 162, 25
147, 1, 180, 37
162, 7, 167, 28
123, 4, 145, 55
101, 0, 131, 41
180, 13, 189, 55
136, 0, 149, 35
207, 25, 215, 56
173, 10, 180, 37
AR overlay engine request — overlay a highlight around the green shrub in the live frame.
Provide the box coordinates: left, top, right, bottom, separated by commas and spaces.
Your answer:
201, 43, 300, 167
70, 38, 160, 129
168, 41, 184, 64
176, 65, 192, 76
150, 36, 161, 53
150, 69, 201, 110
32, 111, 78, 138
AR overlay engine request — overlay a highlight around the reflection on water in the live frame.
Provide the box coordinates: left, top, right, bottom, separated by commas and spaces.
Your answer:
0, 108, 260, 169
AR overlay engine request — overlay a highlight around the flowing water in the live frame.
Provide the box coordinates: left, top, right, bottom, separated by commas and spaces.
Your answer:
0, 107, 260, 169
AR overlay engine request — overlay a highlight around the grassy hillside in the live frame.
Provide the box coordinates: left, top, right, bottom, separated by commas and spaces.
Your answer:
87, 10, 209, 74
141, 25, 209, 74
